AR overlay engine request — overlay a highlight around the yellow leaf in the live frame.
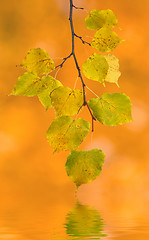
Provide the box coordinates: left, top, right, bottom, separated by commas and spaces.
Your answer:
65, 149, 105, 187
82, 53, 109, 84
46, 116, 90, 152
91, 27, 122, 52
104, 54, 121, 87
85, 9, 118, 30
20, 48, 55, 76
51, 86, 83, 117
88, 93, 132, 126
37, 76, 62, 110
85, 9, 105, 30
10, 72, 41, 96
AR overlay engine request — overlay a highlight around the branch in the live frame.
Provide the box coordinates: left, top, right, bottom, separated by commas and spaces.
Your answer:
55, 0, 95, 128
69, 0, 86, 106
69, 0, 96, 129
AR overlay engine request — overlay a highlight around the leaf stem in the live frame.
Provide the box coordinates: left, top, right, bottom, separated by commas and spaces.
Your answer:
75, 186, 78, 198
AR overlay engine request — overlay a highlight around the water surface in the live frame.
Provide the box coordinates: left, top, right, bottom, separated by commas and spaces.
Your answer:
0, 190, 149, 240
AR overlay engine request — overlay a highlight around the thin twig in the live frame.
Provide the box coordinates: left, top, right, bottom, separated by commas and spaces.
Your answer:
86, 103, 96, 132
86, 103, 96, 121
74, 33, 91, 46
55, 53, 72, 69
72, 4, 84, 10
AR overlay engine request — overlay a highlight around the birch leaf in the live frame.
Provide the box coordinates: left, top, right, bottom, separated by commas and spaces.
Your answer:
65, 149, 105, 187
104, 54, 121, 87
82, 53, 109, 84
99, 9, 118, 28
37, 76, 62, 110
85, 9, 105, 30
10, 72, 41, 96
10, 73, 62, 110
20, 48, 55, 76
46, 116, 90, 152
51, 86, 83, 117
91, 27, 122, 52
85, 9, 118, 30
88, 93, 132, 126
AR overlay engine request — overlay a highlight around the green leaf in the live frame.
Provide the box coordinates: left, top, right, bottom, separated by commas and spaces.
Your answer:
10, 73, 62, 110
104, 54, 121, 87
65, 149, 105, 187
85, 9, 118, 31
88, 93, 132, 126
50, 86, 83, 117
37, 76, 62, 110
65, 203, 106, 238
85, 9, 105, 30
10, 72, 41, 96
46, 116, 90, 152
20, 48, 55, 76
91, 27, 122, 52
82, 53, 109, 84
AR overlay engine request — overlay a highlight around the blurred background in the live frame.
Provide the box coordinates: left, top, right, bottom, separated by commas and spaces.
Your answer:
0, 0, 149, 239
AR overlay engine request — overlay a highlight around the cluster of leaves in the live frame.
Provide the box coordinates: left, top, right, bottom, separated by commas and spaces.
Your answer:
10, 7, 132, 190
84, 9, 122, 86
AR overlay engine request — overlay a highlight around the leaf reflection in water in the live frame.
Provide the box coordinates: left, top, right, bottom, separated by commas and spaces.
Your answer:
64, 202, 107, 239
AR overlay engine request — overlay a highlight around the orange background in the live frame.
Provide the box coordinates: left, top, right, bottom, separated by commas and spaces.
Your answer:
0, 0, 149, 239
